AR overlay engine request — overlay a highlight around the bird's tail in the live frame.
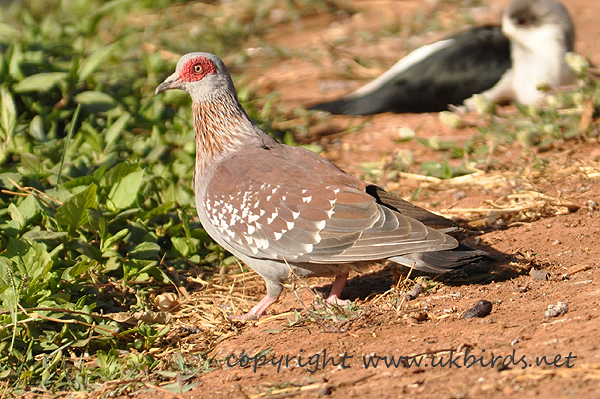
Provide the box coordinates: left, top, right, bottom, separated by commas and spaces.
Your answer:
307, 94, 390, 116
389, 244, 492, 274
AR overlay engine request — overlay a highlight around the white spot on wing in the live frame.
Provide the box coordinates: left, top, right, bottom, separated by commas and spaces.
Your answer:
254, 237, 269, 249
315, 220, 327, 230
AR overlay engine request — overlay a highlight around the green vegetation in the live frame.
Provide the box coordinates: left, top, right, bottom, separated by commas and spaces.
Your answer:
0, 0, 336, 394
415, 59, 599, 180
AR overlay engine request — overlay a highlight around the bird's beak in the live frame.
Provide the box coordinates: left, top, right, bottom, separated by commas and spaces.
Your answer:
155, 71, 181, 95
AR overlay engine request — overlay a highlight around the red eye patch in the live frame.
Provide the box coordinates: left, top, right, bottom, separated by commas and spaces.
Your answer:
179, 56, 216, 82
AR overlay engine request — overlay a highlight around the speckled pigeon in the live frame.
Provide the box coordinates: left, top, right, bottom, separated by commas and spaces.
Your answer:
155, 53, 489, 319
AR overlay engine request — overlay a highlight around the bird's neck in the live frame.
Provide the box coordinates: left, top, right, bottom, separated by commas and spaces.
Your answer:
509, 24, 574, 89
191, 89, 258, 175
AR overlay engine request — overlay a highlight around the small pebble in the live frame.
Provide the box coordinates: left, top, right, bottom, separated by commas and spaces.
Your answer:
463, 300, 493, 319
544, 301, 568, 318
453, 190, 467, 201
530, 269, 549, 281
316, 385, 333, 396
408, 311, 428, 322
586, 199, 598, 210
181, 326, 203, 334
154, 292, 180, 312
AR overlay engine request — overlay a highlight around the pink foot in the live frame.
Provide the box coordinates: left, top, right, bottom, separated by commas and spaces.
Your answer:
230, 295, 278, 320
326, 295, 351, 306
325, 272, 351, 306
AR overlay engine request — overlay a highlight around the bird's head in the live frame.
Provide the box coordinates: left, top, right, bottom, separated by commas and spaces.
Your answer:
155, 52, 236, 101
503, 0, 574, 51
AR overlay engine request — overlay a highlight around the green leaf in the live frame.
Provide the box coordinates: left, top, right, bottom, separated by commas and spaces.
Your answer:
57, 104, 81, 185
7, 203, 25, 230
102, 228, 129, 253
0, 284, 18, 352
129, 242, 160, 260
63, 175, 97, 189
107, 169, 144, 210
87, 208, 108, 242
0, 23, 21, 42
5, 237, 53, 286
144, 201, 175, 219
17, 193, 38, 221
62, 260, 97, 281
0, 85, 16, 139
420, 161, 446, 179
92, 163, 111, 181
101, 162, 139, 189
49, 243, 65, 259
103, 257, 121, 272
55, 183, 98, 232
19, 153, 42, 175
0, 256, 13, 287
74, 91, 117, 113
178, 209, 192, 239
0, 172, 20, 189
170, 237, 199, 258
109, 208, 140, 224
160, 381, 199, 394
22, 230, 68, 241
28, 115, 46, 141
78, 43, 116, 81
104, 113, 130, 148
13, 72, 67, 93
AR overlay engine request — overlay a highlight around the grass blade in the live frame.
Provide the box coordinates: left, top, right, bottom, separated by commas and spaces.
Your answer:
57, 104, 81, 185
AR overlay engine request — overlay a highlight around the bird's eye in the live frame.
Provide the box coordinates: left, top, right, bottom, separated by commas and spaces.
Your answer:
193, 64, 203, 74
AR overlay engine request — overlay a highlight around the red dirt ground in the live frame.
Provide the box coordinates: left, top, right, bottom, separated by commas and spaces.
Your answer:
145, 1, 600, 398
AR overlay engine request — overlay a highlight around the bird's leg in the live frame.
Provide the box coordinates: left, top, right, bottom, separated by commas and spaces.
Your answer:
230, 295, 279, 320
326, 271, 351, 306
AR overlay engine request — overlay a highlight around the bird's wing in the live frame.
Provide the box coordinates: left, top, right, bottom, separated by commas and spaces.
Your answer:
308, 25, 511, 115
365, 185, 460, 233
203, 145, 457, 263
